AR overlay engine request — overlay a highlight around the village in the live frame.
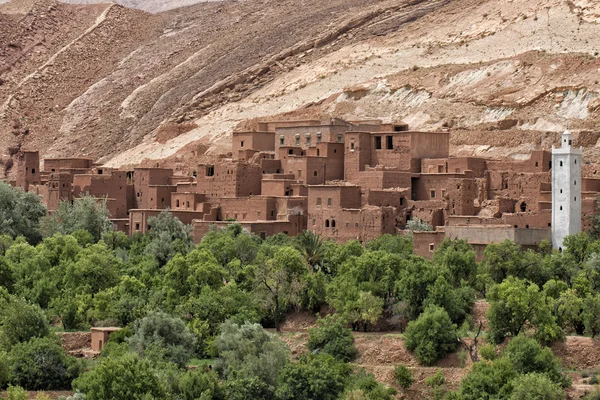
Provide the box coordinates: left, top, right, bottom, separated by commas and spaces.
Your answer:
10, 118, 594, 258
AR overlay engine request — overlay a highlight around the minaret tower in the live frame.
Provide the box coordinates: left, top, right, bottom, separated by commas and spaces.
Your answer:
552, 130, 582, 250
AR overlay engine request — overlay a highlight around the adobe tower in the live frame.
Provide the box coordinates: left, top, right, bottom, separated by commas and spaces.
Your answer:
552, 131, 582, 250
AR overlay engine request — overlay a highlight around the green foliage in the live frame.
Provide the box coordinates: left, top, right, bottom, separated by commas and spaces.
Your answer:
0, 297, 50, 350
221, 375, 273, 400
582, 293, 600, 337
215, 321, 290, 387
295, 230, 327, 273
404, 306, 458, 366
145, 210, 194, 266
8, 336, 82, 390
5, 385, 28, 400
509, 373, 565, 400
343, 369, 396, 400
0, 181, 46, 244
176, 369, 221, 400
275, 354, 351, 400
584, 388, 600, 400
73, 352, 167, 400
433, 239, 477, 287
487, 277, 561, 344
253, 246, 306, 330
365, 234, 413, 256
0, 351, 9, 389
307, 315, 357, 362
479, 343, 498, 361
405, 218, 433, 232
127, 312, 196, 367
394, 365, 413, 389
426, 369, 445, 387
40, 195, 112, 242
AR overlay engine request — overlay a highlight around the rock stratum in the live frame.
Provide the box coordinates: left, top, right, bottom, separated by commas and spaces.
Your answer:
1, 0, 600, 176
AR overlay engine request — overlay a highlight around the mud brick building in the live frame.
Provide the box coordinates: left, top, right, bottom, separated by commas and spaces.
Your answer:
10, 120, 593, 253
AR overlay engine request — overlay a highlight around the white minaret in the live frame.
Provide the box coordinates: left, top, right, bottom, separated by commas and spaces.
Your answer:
552, 130, 582, 250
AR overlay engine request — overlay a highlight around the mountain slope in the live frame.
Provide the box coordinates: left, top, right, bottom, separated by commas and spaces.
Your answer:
2, 0, 600, 175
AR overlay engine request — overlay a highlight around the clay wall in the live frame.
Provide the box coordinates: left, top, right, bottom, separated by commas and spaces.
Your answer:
133, 168, 173, 209
192, 215, 306, 243
171, 192, 207, 211
362, 189, 408, 208
195, 162, 262, 199
260, 158, 282, 174
352, 170, 412, 190
46, 172, 72, 211
147, 186, 176, 209
232, 131, 275, 158
308, 205, 395, 243
308, 185, 362, 211
275, 124, 347, 153
43, 158, 93, 172
16, 151, 40, 191
72, 171, 128, 218
262, 177, 298, 197
344, 132, 372, 181
217, 197, 278, 221
422, 157, 487, 177
129, 209, 202, 235
413, 230, 446, 259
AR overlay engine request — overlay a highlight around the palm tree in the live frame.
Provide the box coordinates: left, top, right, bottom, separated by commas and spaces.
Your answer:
295, 230, 326, 273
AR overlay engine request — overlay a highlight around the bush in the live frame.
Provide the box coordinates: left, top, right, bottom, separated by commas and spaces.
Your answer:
307, 316, 357, 362
221, 376, 273, 400
73, 352, 166, 400
584, 388, 600, 400
9, 336, 82, 390
394, 365, 413, 389
0, 297, 50, 350
0, 181, 46, 244
127, 312, 196, 367
35, 393, 52, 400
6, 385, 28, 400
176, 369, 221, 400
0, 351, 9, 389
426, 369, 445, 387
275, 354, 351, 400
343, 369, 396, 400
479, 343, 498, 361
510, 373, 565, 400
404, 306, 458, 366
215, 321, 290, 387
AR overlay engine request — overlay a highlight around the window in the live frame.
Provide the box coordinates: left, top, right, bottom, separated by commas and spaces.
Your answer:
535, 162, 538, 167
206, 166, 215, 176
337, 133, 343, 143
520, 202, 527, 212
243, 213, 247, 219
270, 210, 275, 217
574, 180, 577, 186
327, 198, 332, 206
400, 197, 404, 205
560, 189, 563, 194
317, 198, 322, 205
331, 220, 336, 228
306, 133, 311, 146
560, 206, 563, 210
569, 140, 572, 145
316, 132, 322, 143
429, 243, 435, 252
355, 223, 359, 228
386, 135, 393, 149
240, 140, 244, 148
280, 135, 285, 145
31, 168, 35, 174
314, 171, 318, 177
575, 159, 577, 164
298, 170, 302, 177
430, 190, 436, 199
258, 211, 261, 218
325, 220, 330, 228
135, 223, 140, 231
350, 142, 355, 151
574, 197, 577, 201
288, 149, 294, 155
526, 224, 529, 228
560, 161, 563, 167
455, 168, 460, 173
186, 201, 190, 207
317, 149, 320, 156
346, 222, 349, 228
375, 136, 382, 150
295, 134, 300, 146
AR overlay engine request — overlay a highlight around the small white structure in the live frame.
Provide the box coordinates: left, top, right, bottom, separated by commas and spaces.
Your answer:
552, 131, 582, 250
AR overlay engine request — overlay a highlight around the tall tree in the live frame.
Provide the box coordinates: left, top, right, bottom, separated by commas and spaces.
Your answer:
0, 181, 46, 244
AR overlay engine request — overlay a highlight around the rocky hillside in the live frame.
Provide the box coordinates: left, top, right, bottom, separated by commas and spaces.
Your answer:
1, 0, 600, 175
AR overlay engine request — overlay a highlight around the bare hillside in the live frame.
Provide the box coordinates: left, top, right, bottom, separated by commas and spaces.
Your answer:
1, 0, 600, 174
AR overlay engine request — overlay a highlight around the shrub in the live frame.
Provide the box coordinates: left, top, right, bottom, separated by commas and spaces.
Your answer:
343, 369, 396, 400
404, 306, 458, 366
216, 321, 290, 387
307, 316, 357, 362
73, 352, 166, 400
510, 373, 565, 400
127, 312, 196, 367
426, 369, 445, 387
0, 181, 46, 244
394, 365, 413, 389
6, 385, 28, 400
221, 376, 273, 400
35, 393, 52, 400
584, 388, 600, 400
0, 297, 50, 350
479, 343, 498, 361
0, 351, 9, 389
176, 369, 221, 400
8, 336, 82, 390
275, 354, 351, 400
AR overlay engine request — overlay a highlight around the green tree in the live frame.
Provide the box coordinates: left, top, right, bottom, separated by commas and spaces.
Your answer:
365, 234, 413, 256
344, 291, 384, 332
0, 181, 46, 244
510, 373, 565, 400
215, 321, 289, 388
433, 239, 477, 287
253, 246, 306, 331
221, 376, 273, 400
127, 312, 196, 367
275, 354, 351, 400
404, 306, 458, 366
176, 369, 221, 400
73, 352, 167, 400
9, 336, 82, 390
487, 277, 562, 344
343, 369, 396, 400
295, 230, 327, 273
582, 293, 600, 337
0, 351, 9, 389
0, 297, 50, 350
307, 315, 357, 362
145, 210, 194, 266
394, 365, 413, 390
40, 195, 112, 242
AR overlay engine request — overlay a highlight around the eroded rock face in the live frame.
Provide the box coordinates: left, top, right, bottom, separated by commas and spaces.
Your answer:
1, 0, 600, 174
